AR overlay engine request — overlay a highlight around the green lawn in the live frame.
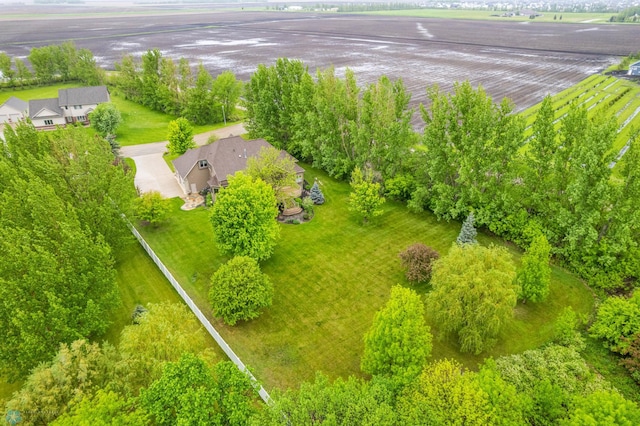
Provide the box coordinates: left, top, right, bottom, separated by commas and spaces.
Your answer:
1, 83, 225, 146
137, 164, 593, 392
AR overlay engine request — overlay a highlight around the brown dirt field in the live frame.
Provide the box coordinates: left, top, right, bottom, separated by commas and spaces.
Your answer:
1, 7, 638, 117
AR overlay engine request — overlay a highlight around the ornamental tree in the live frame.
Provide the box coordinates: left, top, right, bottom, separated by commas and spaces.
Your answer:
518, 232, 552, 303
309, 180, 325, 204
209, 256, 274, 325
210, 172, 279, 261
426, 244, 518, 354
90, 102, 122, 137
349, 166, 385, 224
246, 146, 298, 205
399, 243, 440, 284
134, 190, 170, 226
456, 212, 478, 245
166, 117, 195, 155
361, 285, 432, 386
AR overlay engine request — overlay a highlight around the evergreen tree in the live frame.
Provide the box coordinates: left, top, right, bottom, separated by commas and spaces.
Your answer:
457, 212, 478, 245
309, 180, 325, 204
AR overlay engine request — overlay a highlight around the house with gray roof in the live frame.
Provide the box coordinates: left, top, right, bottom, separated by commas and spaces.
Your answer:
172, 136, 305, 196
629, 60, 640, 76
0, 96, 28, 125
29, 86, 110, 129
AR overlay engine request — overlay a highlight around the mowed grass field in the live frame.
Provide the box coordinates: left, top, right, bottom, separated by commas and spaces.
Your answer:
137, 164, 593, 391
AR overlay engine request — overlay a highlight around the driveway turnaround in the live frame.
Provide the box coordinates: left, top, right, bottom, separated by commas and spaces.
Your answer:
119, 123, 246, 198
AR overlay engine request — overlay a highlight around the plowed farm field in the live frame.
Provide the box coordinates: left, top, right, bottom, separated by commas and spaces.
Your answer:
1, 7, 638, 115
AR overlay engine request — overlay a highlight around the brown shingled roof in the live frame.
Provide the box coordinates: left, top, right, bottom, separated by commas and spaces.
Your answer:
172, 136, 305, 189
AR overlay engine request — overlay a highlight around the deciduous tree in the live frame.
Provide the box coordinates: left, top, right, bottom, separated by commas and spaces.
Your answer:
566, 390, 640, 425
210, 172, 279, 261
51, 390, 148, 426
257, 373, 396, 425
209, 256, 274, 325
134, 190, 170, 226
166, 117, 195, 155
426, 244, 518, 354
397, 359, 496, 425
117, 302, 215, 392
0, 177, 119, 379
246, 146, 298, 206
5, 340, 119, 424
90, 102, 122, 137
518, 232, 552, 302
140, 354, 256, 426
589, 290, 640, 353
349, 166, 385, 224
398, 243, 439, 284
361, 285, 432, 387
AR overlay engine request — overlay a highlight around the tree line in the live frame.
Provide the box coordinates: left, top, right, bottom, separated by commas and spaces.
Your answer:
244, 58, 640, 290
6, 296, 639, 424
0, 41, 104, 87
0, 124, 136, 380
113, 49, 242, 125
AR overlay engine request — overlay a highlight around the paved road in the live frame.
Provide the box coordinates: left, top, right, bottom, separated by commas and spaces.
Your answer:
120, 123, 246, 198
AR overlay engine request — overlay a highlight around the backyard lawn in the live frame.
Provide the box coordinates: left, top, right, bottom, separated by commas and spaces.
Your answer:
136, 164, 594, 392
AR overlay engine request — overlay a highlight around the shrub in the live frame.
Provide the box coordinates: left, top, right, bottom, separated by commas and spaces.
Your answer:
300, 196, 314, 214
209, 256, 273, 326
309, 180, 325, 204
399, 243, 440, 284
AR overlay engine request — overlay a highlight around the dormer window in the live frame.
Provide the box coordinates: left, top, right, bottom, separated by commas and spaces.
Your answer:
198, 160, 208, 169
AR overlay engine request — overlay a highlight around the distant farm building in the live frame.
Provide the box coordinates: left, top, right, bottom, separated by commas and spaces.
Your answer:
629, 61, 640, 76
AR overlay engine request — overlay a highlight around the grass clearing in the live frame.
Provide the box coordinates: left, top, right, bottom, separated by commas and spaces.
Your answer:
137, 164, 593, 391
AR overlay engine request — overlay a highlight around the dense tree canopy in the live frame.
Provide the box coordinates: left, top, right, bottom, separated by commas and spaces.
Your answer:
426, 244, 518, 354
5, 340, 120, 424
210, 172, 280, 261
140, 353, 257, 426
0, 124, 133, 380
257, 373, 396, 425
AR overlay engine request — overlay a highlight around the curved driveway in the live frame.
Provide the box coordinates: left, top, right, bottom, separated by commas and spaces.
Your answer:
120, 123, 246, 198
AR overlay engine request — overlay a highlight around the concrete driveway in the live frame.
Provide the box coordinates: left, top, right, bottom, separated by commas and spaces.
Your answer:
119, 123, 246, 198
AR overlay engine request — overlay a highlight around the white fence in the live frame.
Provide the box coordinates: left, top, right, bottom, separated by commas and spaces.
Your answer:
128, 223, 272, 404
